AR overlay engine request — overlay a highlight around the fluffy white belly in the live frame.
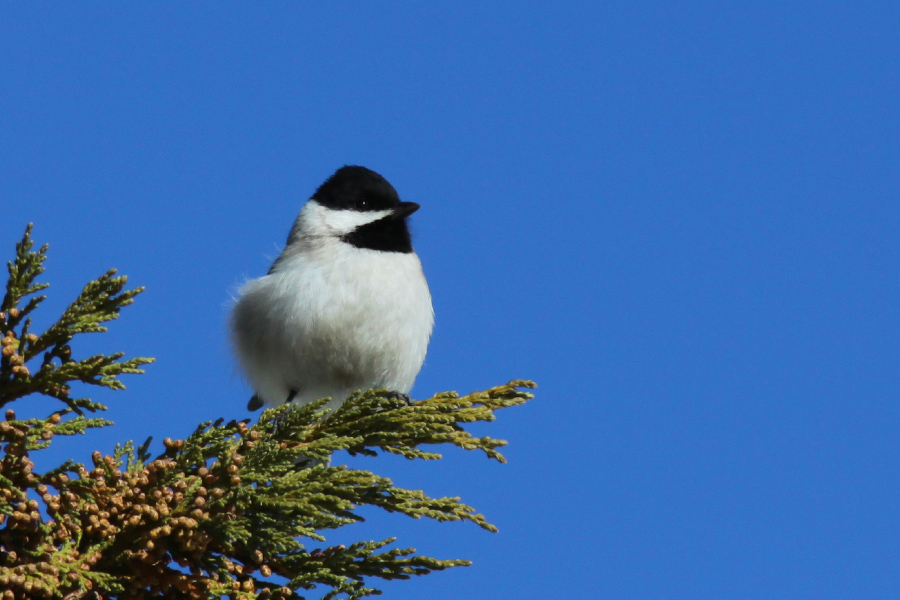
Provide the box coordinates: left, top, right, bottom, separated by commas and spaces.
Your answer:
231, 241, 433, 410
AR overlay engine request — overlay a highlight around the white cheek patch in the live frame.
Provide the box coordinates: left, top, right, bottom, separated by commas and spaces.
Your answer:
300, 200, 393, 236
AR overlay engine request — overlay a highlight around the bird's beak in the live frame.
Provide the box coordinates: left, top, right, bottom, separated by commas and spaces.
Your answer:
393, 202, 420, 219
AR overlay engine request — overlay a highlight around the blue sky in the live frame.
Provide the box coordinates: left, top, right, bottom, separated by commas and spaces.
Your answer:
2, 3, 899, 598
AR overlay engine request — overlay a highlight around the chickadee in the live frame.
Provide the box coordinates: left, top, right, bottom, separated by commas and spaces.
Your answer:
230, 165, 434, 413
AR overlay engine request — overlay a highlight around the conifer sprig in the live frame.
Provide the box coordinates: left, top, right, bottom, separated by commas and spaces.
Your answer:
0, 224, 153, 411
317, 382, 536, 462
0, 225, 535, 599
1, 223, 49, 326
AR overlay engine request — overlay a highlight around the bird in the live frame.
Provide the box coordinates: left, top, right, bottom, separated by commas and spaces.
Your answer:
230, 165, 434, 415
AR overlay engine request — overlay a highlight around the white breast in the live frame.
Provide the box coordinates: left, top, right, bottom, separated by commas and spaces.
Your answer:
230, 237, 433, 411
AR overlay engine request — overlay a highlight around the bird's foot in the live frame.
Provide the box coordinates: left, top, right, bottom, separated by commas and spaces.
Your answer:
271, 389, 299, 434
382, 390, 415, 406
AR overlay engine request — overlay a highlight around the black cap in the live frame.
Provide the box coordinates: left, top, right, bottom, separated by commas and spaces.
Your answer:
313, 166, 402, 212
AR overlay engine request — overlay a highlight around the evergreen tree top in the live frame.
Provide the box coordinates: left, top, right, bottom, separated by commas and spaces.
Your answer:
0, 224, 535, 599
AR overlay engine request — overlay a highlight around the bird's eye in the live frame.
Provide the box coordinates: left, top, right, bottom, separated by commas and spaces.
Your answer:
357, 198, 369, 209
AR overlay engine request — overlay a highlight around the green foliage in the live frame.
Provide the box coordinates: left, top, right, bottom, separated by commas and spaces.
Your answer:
0, 225, 535, 599
0, 223, 153, 413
